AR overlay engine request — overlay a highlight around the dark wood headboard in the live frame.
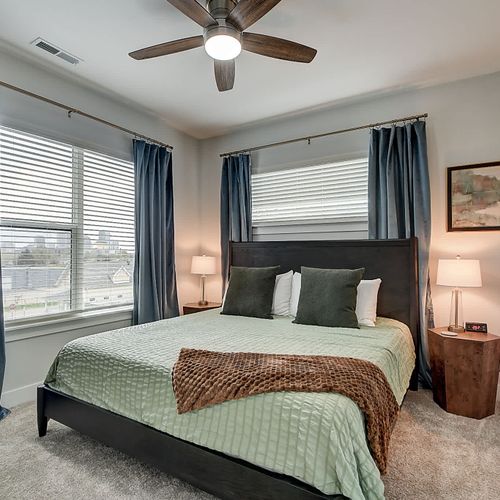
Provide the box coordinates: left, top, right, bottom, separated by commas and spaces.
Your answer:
230, 238, 419, 390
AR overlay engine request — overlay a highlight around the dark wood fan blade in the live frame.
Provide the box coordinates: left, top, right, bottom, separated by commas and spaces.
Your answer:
214, 59, 235, 92
129, 36, 204, 60
227, 0, 282, 31
167, 0, 216, 28
242, 33, 317, 63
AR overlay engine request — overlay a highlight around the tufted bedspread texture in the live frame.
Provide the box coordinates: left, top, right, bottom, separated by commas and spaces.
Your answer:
46, 309, 415, 500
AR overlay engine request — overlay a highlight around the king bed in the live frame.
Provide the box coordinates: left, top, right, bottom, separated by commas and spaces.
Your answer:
38, 238, 419, 500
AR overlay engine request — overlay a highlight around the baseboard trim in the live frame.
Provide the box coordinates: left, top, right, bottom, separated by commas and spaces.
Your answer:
1, 381, 41, 408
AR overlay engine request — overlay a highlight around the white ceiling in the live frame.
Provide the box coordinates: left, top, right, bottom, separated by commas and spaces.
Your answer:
1, 0, 500, 139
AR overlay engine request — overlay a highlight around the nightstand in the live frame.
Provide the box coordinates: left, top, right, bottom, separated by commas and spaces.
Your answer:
183, 302, 222, 315
428, 327, 500, 419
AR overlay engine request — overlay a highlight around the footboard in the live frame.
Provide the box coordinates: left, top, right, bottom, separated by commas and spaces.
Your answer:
37, 385, 346, 500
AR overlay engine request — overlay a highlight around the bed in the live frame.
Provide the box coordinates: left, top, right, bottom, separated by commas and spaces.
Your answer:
38, 238, 419, 500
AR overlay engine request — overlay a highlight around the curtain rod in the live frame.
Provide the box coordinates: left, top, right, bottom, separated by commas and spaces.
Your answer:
220, 113, 428, 157
0, 80, 173, 151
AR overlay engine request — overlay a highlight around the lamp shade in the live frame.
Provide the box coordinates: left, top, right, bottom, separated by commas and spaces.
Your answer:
191, 255, 216, 275
436, 257, 482, 287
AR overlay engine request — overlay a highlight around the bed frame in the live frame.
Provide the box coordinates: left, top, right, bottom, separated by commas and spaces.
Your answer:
38, 238, 419, 500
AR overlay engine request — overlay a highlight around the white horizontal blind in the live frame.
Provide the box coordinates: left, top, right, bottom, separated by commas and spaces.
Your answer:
0, 126, 135, 322
80, 150, 135, 311
0, 128, 73, 224
251, 158, 369, 241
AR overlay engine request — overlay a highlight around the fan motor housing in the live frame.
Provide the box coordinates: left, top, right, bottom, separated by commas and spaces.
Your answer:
204, 22, 241, 45
206, 0, 237, 21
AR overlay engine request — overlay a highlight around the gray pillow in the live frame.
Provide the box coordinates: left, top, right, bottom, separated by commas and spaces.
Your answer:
294, 266, 365, 329
222, 266, 280, 319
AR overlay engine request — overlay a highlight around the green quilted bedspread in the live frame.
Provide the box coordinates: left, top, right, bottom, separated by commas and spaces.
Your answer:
46, 310, 415, 500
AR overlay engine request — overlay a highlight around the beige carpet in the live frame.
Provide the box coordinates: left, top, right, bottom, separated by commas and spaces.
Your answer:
0, 389, 499, 500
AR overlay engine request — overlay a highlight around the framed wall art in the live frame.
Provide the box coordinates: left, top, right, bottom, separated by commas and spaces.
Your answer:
448, 161, 500, 231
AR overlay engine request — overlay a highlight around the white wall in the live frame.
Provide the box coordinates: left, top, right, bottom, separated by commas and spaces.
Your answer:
199, 71, 500, 336
0, 47, 201, 406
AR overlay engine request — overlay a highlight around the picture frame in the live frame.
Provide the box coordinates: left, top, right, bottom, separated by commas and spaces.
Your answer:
447, 161, 500, 231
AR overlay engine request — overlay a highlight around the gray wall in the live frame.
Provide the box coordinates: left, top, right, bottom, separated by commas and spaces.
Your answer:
3, 44, 500, 407
0, 46, 201, 407
199, 71, 500, 336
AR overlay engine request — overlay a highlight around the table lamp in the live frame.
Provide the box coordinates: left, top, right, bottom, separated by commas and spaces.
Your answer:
436, 256, 482, 333
191, 255, 216, 306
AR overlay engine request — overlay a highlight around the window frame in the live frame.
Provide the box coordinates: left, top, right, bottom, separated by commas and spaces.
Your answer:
0, 126, 135, 331
5, 305, 133, 343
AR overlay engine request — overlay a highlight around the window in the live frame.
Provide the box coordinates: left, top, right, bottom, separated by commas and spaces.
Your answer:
251, 158, 369, 241
0, 126, 135, 322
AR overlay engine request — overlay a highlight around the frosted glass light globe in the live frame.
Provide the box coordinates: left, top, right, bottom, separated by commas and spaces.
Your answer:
205, 34, 241, 60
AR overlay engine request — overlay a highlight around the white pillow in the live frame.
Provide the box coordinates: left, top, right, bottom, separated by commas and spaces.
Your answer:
289, 272, 302, 317
222, 270, 294, 316
355, 279, 382, 327
272, 270, 293, 316
289, 273, 382, 327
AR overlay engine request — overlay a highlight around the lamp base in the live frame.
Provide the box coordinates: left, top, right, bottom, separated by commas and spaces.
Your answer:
448, 325, 465, 334
447, 288, 464, 335
198, 275, 208, 307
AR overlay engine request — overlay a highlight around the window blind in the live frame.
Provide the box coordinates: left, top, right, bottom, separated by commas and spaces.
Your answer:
251, 158, 369, 241
0, 128, 73, 224
81, 150, 135, 311
0, 126, 135, 322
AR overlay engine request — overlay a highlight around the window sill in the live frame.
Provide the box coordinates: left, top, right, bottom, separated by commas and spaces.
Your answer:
5, 307, 133, 343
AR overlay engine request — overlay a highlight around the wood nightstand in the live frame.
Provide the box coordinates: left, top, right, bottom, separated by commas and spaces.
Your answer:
183, 302, 222, 315
428, 327, 500, 419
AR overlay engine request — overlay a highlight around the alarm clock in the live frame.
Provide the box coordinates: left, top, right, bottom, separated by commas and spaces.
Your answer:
465, 322, 488, 333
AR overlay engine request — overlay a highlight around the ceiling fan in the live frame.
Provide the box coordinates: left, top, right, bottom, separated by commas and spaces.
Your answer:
129, 0, 317, 92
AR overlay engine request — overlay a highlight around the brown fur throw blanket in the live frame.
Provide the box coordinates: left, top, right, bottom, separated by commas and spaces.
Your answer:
172, 348, 400, 473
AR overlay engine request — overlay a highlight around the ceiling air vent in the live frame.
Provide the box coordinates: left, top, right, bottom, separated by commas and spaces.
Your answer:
31, 37, 83, 65
56, 52, 81, 65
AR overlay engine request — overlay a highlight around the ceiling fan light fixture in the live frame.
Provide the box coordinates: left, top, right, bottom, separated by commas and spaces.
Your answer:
204, 24, 241, 61
131, 1, 318, 92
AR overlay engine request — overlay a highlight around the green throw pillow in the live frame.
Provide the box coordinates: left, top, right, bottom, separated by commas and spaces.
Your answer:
294, 266, 365, 329
222, 266, 280, 319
